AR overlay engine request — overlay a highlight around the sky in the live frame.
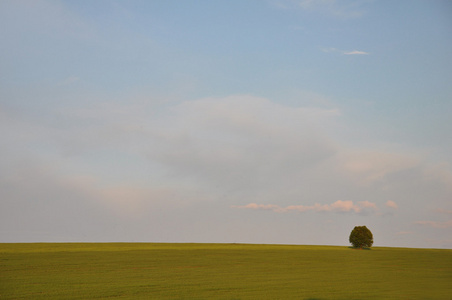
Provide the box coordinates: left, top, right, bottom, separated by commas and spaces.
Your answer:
1, 0, 452, 248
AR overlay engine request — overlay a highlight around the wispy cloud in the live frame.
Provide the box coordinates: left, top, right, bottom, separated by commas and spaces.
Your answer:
2, 93, 451, 245
59, 76, 80, 86
436, 208, 452, 214
359, 200, 378, 210
343, 50, 370, 55
386, 200, 398, 209
338, 151, 419, 185
232, 200, 378, 214
321, 47, 339, 53
322, 48, 370, 55
424, 163, 452, 192
415, 220, 452, 229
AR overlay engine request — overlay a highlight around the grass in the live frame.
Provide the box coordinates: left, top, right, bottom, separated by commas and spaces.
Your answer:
1, 243, 451, 299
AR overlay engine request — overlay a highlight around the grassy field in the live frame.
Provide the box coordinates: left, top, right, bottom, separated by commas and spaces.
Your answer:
1, 243, 451, 299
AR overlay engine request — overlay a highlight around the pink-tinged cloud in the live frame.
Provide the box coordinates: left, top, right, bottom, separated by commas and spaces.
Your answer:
285, 203, 333, 212
435, 208, 452, 214
232, 200, 378, 214
331, 200, 361, 212
386, 200, 398, 209
234, 203, 284, 212
358, 200, 378, 209
415, 220, 452, 229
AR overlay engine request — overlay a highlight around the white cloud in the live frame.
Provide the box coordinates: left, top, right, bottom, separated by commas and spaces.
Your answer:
386, 200, 398, 209
321, 48, 370, 55
142, 95, 340, 195
321, 47, 339, 53
232, 200, 378, 214
343, 50, 369, 55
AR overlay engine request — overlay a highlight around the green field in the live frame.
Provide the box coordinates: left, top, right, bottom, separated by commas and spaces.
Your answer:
1, 243, 451, 299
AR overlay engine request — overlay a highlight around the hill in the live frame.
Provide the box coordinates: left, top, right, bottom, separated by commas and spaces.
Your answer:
1, 243, 451, 299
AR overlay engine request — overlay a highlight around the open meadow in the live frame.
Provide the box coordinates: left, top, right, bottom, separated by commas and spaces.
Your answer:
1, 243, 451, 299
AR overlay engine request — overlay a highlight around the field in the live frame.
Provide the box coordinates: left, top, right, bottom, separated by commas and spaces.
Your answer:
1, 243, 451, 299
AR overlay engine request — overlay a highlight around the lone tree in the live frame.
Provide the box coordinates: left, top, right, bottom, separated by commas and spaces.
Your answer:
349, 226, 373, 249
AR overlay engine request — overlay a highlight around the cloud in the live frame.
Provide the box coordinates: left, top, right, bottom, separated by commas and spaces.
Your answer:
343, 50, 369, 55
415, 220, 452, 229
436, 209, 452, 214
2, 94, 438, 215
2, 94, 451, 245
359, 200, 378, 210
321, 47, 339, 53
233, 203, 286, 212
331, 200, 361, 212
337, 151, 420, 185
142, 95, 340, 195
386, 200, 398, 209
0, 151, 212, 243
232, 200, 378, 214
423, 163, 452, 192
1, 94, 345, 216
322, 48, 370, 55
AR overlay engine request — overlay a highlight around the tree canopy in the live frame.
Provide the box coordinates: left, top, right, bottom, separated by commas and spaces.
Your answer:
349, 226, 373, 249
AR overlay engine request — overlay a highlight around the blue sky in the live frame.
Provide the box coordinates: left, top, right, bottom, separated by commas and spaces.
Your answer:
1, 0, 452, 248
